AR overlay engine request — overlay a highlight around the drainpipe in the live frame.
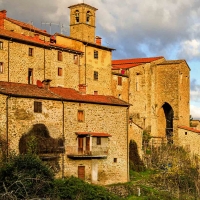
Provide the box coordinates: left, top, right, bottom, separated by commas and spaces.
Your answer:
6, 95, 11, 159
84, 43, 88, 86
8, 40, 13, 82
44, 46, 46, 80
61, 100, 65, 178
126, 106, 130, 181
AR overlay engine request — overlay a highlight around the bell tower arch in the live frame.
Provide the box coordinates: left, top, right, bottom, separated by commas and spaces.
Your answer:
68, 3, 98, 43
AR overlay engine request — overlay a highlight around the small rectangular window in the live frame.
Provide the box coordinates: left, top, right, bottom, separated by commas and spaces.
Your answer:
118, 76, 122, 85
94, 71, 98, 80
58, 51, 63, 61
97, 137, 101, 145
0, 62, 3, 73
34, 101, 42, 113
114, 158, 117, 163
94, 91, 98, 95
74, 55, 78, 65
28, 48, 34, 56
78, 110, 84, 122
94, 50, 98, 59
0, 41, 3, 50
58, 67, 62, 76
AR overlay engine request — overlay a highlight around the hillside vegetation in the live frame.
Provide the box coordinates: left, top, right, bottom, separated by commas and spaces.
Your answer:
0, 142, 199, 199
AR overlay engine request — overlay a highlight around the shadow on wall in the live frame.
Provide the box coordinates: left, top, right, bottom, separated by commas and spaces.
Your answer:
19, 123, 64, 172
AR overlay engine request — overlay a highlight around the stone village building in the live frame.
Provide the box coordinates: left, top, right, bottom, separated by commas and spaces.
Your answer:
0, 2, 199, 184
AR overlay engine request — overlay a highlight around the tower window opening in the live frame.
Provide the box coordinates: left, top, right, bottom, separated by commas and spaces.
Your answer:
86, 11, 91, 24
75, 10, 79, 23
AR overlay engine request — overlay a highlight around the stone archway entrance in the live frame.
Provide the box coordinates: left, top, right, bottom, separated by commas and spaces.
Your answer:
157, 103, 174, 143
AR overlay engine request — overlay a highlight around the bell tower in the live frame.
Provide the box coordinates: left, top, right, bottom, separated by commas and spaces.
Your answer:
68, 3, 97, 43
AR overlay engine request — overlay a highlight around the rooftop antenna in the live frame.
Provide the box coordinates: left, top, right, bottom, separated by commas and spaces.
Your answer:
41, 22, 63, 34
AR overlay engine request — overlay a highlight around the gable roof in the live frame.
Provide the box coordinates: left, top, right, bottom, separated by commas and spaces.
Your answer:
112, 56, 164, 70
0, 29, 83, 54
50, 87, 129, 106
0, 81, 129, 107
6, 17, 50, 36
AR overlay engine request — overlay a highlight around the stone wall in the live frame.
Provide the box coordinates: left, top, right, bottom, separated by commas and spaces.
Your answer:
0, 94, 128, 185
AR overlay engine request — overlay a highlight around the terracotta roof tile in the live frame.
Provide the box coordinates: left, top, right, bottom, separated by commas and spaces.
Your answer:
112, 56, 164, 65
0, 81, 129, 106
0, 81, 60, 99
75, 132, 112, 137
178, 125, 200, 134
6, 17, 50, 36
112, 56, 164, 70
0, 29, 82, 54
50, 87, 129, 106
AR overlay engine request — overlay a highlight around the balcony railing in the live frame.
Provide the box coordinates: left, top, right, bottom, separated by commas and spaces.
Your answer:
66, 146, 109, 159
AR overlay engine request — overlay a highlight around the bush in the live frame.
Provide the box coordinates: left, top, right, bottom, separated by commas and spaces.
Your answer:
52, 176, 121, 200
0, 153, 54, 199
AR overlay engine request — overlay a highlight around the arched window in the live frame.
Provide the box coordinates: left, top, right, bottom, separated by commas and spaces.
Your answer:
75, 10, 79, 23
86, 11, 91, 24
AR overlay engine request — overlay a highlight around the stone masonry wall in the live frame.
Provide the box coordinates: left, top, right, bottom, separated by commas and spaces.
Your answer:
0, 38, 79, 90
0, 94, 128, 185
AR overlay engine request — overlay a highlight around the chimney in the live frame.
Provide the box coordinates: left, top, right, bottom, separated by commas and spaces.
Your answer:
42, 79, 52, 90
0, 10, 7, 29
95, 36, 102, 45
34, 33, 40, 40
79, 84, 86, 94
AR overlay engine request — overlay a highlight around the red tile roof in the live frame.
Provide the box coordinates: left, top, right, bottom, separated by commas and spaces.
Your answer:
112, 56, 164, 70
6, 17, 50, 36
0, 81, 129, 106
50, 87, 129, 106
75, 132, 112, 137
0, 29, 82, 54
178, 125, 200, 134
0, 81, 60, 99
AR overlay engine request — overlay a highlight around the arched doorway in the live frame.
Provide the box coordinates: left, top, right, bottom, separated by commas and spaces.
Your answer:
157, 103, 174, 143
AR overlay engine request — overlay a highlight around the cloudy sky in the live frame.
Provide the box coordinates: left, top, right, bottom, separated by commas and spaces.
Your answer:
1, 0, 200, 119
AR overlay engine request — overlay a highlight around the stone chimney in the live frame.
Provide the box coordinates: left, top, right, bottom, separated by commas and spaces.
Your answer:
42, 79, 52, 90
34, 33, 40, 40
95, 36, 102, 45
0, 10, 7, 29
79, 84, 86, 94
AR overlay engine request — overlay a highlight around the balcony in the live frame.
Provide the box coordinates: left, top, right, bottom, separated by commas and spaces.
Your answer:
66, 146, 109, 159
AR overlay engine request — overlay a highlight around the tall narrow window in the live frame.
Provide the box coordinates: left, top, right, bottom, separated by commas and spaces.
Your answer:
118, 76, 122, 85
58, 51, 63, 61
97, 137, 101, 145
0, 41, 3, 50
0, 62, 3, 73
78, 110, 84, 122
74, 55, 78, 64
28, 48, 34, 56
94, 71, 98, 80
75, 10, 79, 23
86, 11, 91, 24
28, 68, 33, 84
34, 101, 42, 113
136, 73, 140, 91
94, 50, 98, 59
58, 67, 62, 76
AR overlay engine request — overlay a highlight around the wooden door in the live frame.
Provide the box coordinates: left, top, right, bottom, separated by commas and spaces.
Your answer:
78, 137, 83, 154
86, 137, 90, 154
78, 166, 85, 180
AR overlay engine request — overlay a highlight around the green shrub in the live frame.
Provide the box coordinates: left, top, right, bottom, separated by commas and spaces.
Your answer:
52, 176, 121, 200
0, 153, 54, 199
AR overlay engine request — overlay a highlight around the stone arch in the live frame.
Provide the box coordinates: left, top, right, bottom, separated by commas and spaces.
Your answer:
157, 102, 174, 143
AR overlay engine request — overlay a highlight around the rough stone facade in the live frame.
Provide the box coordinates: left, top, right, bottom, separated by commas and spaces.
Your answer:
112, 57, 190, 146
